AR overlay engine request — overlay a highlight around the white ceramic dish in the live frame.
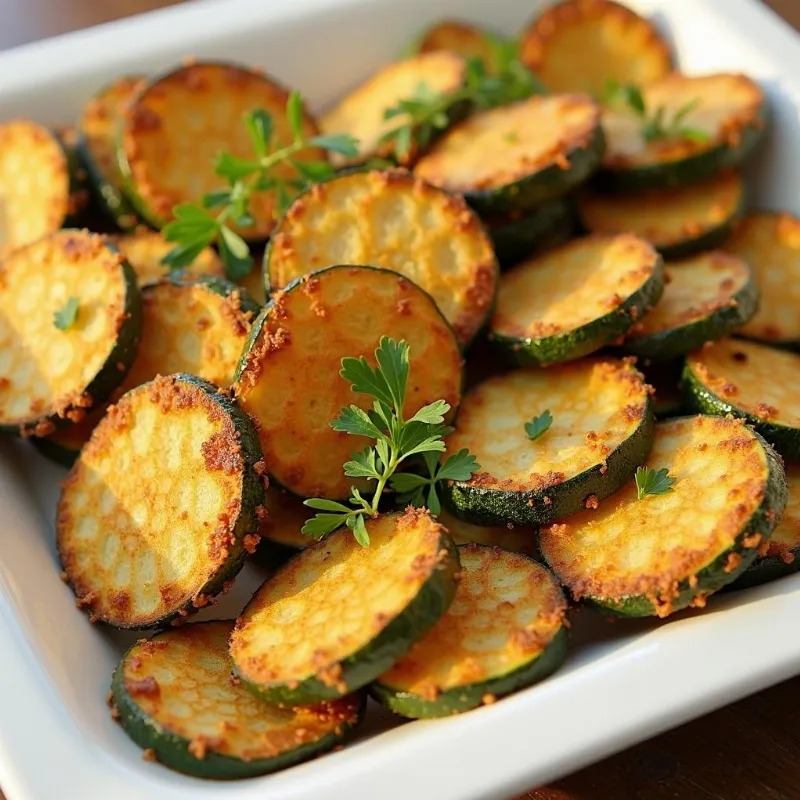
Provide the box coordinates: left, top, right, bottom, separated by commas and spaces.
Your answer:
2, 0, 800, 798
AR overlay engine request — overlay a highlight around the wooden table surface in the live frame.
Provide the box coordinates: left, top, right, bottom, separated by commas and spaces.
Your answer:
1, 0, 799, 798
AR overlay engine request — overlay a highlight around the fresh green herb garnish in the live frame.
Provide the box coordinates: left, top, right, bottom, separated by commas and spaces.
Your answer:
525, 409, 553, 441
302, 336, 480, 546
53, 297, 79, 330
603, 79, 709, 144
635, 466, 676, 500
161, 92, 359, 281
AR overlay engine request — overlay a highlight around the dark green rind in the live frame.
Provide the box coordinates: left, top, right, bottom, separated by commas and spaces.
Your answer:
725, 550, 800, 591
484, 196, 575, 267
166, 274, 261, 318
463, 124, 605, 215
111, 631, 365, 779
442, 396, 655, 527
30, 436, 81, 468
569, 432, 787, 617
489, 254, 665, 367
233, 529, 461, 705
681, 359, 800, 460
55, 128, 94, 229
596, 108, 769, 193
623, 267, 760, 363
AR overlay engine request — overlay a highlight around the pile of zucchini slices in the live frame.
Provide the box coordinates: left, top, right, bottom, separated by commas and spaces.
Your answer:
1, 0, 797, 782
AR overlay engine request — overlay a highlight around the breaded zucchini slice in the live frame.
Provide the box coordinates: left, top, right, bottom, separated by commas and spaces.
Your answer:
77, 75, 145, 231
265, 170, 498, 344
251, 484, 311, 569
489, 234, 663, 366
520, 0, 672, 96
372, 545, 567, 717
577, 172, 745, 260
724, 212, 800, 346
442, 358, 654, 526
0, 120, 72, 259
438, 508, 539, 558
234, 265, 463, 499
118, 62, 323, 237
412, 20, 502, 69
540, 415, 787, 617
600, 74, 768, 192
624, 252, 758, 362
111, 621, 364, 779
414, 93, 604, 214
732, 462, 800, 589
30, 410, 99, 468
0, 230, 141, 436
484, 196, 576, 267
319, 52, 466, 168
57, 374, 265, 628
110, 231, 224, 286
54, 124, 93, 227
230, 509, 460, 705
682, 339, 800, 460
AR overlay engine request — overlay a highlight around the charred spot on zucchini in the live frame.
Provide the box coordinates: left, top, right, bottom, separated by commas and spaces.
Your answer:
438, 508, 539, 557
77, 75, 145, 232
57, 374, 265, 628
724, 212, 800, 346
577, 172, 745, 259
414, 93, 604, 214
0, 120, 72, 259
234, 265, 463, 499
624, 252, 758, 362
118, 62, 323, 237
520, 0, 672, 96
599, 74, 768, 191
112, 621, 364, 778
320, 52, 467, 168
489, 234, 664, 366
372, 545, 567, 718
251, 485, 311, 570
441, 358, 654, 526
0, 230, 141, 435
230, 509, 459, 705
265, 169, 498, 344
412, 20, 503, 70
540, 415, 787, 617
682, 339, 800, 460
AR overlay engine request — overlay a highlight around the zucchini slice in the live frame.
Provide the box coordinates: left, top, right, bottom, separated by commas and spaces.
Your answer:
442, 357, 654, 526
682, 339, 800, 460
414, 94, 604, 214
489, 234, 664, 366
724, 212, 800, 346
412, 20, 501, 69
372, 545, 567, 718
0, 230, 141, 436
252, 485, 311, 569
540, 415, 787, 617
77, 75, 145, 232
111, 621, 364, 779
110, 231, 224, 287
520, 0, 672, 96
624, 252, 758, 363
438, 508, 539, 557
265, 169, 498, 344
319, 52, 467, 168
733, 462, 800, 589
484, 196, 576, 267
577, 172, 745, 260
30, 410, 99, 468
600, 73, 768, 192
54, 125, 93, 228
118, 62, 323, 237
0, 120, 72, 259
234, 265, 463, 499
57, 374, 265, 628
230, 509, 460, 705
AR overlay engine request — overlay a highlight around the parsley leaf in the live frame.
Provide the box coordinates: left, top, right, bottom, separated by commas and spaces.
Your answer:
635, 466, 677, 500
525, 410, 553, 441
53, 297, 79, 330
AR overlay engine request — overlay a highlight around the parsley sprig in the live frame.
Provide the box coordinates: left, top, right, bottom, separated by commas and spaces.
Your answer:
302, 337, 480, 546
54, 297, 79, 330
161, 92, 359, 281
603, 79, 709, 144
635, 466, 676, 500
525, 410, 553, 441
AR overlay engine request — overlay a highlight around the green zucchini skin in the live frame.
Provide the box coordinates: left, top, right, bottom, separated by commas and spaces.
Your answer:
465, 124, 606, 215
581, 434, 787, 616
656, 204, 745, 262
485, 197, 576, 267
489, 254, 664, 368
623, 267, 759, 363
726, 552, 800, 591
442, 396, 655, 527
54, 127, 93, 229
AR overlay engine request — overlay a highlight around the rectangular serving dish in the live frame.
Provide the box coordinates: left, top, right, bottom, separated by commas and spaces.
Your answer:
2, 0, 800, 798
